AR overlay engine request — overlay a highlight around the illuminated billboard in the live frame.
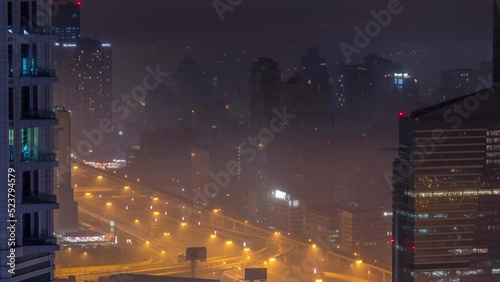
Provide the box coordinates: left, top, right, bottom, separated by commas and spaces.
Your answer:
273, 190, 287, 201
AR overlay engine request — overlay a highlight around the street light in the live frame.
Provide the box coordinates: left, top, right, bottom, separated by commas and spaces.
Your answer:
268, 257, 276, 282
83, 252, 88, 281
161, 250, 165, 267
145, 241, 150, 265
67, 247, 72, 275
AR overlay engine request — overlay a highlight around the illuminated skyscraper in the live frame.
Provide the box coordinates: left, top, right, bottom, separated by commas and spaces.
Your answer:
52, 0, 81, 41
53, 38, 112, 157
392, 90, 500, 281
393, 5, 500, 280
1, 0, 59, 280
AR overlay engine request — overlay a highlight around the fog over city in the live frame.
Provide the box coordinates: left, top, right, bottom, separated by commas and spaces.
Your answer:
1, 1, 499, 282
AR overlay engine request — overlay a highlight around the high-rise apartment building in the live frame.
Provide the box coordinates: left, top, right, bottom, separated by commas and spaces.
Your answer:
51, 1, 81, 41
52, 1, 113, 159
1, 0, 59, 280
295, 47, 332, 109
335, 54, 419, 123
53, 38, 112, 157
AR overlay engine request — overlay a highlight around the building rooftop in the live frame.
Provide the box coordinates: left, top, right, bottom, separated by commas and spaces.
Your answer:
410, 86, 498, 119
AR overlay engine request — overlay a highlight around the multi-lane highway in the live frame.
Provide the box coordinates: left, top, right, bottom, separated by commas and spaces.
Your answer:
55, 164, 391, 282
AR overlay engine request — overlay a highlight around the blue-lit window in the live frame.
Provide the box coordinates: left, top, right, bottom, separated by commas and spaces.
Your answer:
394, 78, 404, 85
21, 44, 29, 76
9, 129, 14, 161
417, 213, 429, 219
418, 228, 428, 234
21, 128, 39, 162
22, 128, 30, 161
31, 44, 37, 74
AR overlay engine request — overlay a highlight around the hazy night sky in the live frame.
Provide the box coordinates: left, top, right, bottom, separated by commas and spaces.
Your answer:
78, 0, 493, 97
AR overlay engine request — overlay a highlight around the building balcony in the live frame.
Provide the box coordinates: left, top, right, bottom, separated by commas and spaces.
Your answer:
9, 25, 55, 35
21, 152, 57, 163
21, 68, 56, 78
22, 192, 57, 204
23, 236, 58, 246
21, 110, 56, 120
27, 26, 55, 35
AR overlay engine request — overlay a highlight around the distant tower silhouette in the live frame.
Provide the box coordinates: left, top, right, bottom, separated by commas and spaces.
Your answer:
494, 0, 500, 84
